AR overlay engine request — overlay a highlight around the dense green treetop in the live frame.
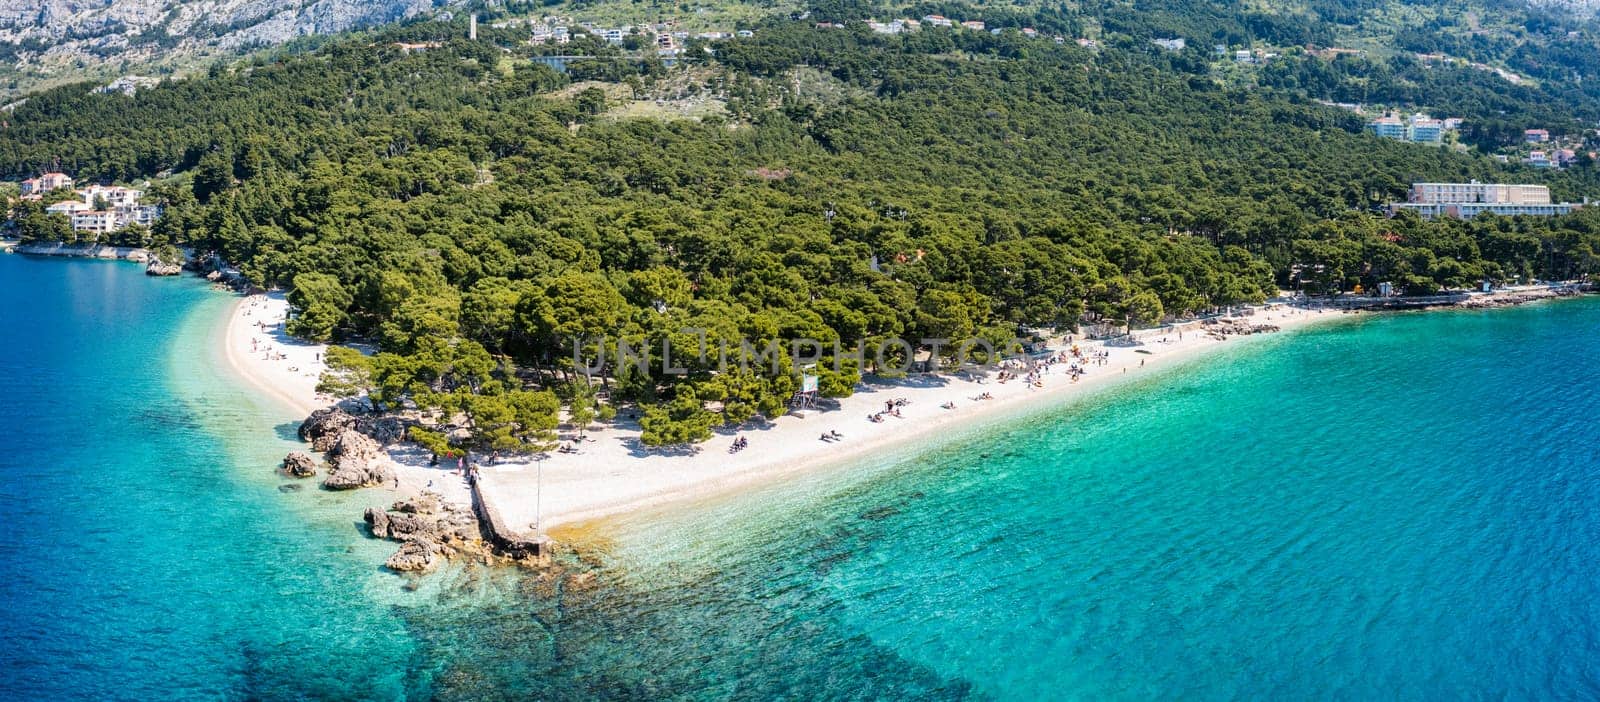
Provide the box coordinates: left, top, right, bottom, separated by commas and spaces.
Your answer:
7, 3, 1600, 446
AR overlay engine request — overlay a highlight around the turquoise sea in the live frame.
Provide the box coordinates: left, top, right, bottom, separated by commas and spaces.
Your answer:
4, 253, 1600, 699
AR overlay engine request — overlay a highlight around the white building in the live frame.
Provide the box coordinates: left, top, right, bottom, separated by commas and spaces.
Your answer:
1390, 182, 1581, 218
77, 185, 142, 208
69, 210, 117, 234
20, 172, 73, 197
116, 204, 161, 228
38, 182, 160, 233
45, 200, 90, 215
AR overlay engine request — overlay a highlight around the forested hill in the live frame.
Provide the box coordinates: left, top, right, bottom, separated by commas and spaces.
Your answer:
4, 12, 1600, 447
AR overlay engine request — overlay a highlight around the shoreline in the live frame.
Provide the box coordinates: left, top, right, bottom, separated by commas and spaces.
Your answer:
220, 293, 324, 418
501, 307, 1342, 545
218, 292, 477, 510
1, 238, 156, 262
212, 282, 1592, 557
505, 285, 1593, 543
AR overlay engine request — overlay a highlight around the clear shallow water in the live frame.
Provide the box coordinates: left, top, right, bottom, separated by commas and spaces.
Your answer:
567, 302, 1600, 699
5, 254, 1600, 700
0, 255, 428, 700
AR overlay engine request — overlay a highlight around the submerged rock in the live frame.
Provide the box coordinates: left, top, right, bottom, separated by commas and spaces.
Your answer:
860, 505, 901, 521
281, 451, 317, 478
321, 429, 393, 490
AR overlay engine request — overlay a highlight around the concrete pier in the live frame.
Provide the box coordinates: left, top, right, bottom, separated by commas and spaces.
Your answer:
468, 467, 550, 559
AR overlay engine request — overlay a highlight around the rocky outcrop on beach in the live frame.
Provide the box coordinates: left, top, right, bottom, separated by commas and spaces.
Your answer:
300, 407, 358, 452
280, 451, 317, 478
363, 495, 483, 572
301, 406, 413, 451
1200, 318, 1280, 340
1308, 285, 1593, 312
321, 429, 394, 490
355, 415, 413, 446
1458, 286, 1582, 309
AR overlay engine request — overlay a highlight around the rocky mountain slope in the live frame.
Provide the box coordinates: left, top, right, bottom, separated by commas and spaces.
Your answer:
1526, 0, 1600, 15
0, 0, 466, 94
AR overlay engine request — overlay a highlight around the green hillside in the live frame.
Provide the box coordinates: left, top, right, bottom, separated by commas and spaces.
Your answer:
4, 2, 1600, 447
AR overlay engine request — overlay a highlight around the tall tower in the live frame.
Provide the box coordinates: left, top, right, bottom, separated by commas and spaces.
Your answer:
469, 14, 478, 40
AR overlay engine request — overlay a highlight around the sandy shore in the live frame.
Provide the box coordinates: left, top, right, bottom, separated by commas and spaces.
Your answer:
220, 293, 473, 506
479, 306, 1347, 537
222, 293, 326, 417
222, 292, 1342, 537
217, 283, 1590, 546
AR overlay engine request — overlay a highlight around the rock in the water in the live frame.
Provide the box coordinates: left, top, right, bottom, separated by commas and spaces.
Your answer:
362, 491, 485, 572
145, 260, 182, 276
328, 428, 380, 462
300, 407, 358, 446
364, 507, 435, 540
385, 539, 441, 572
278, 484, 303, 493
281, 451, 318, 478
321, 429, 393, 490
364, 507, 391, 536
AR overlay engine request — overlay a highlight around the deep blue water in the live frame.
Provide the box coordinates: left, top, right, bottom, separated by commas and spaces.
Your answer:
4, 253, 1600, 700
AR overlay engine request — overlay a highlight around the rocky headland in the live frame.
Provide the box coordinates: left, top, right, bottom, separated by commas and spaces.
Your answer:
291, 406, 549, 571
297, 408, 396, 489
363, 494, 485, 572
